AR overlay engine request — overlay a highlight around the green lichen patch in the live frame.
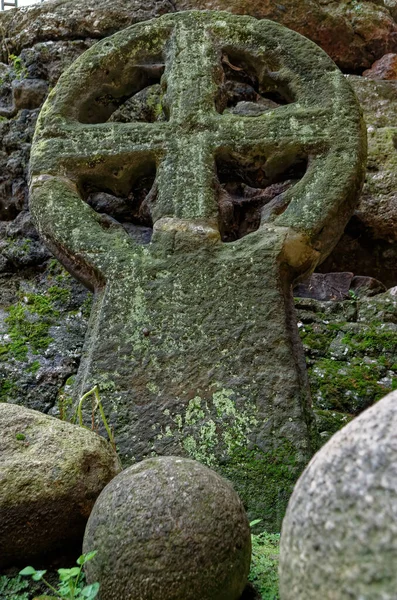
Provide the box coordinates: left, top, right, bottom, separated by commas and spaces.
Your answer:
310, 354, 396, 414
160, 388, 259, 469
299, 323, 336, 355
0, 266, 74, 364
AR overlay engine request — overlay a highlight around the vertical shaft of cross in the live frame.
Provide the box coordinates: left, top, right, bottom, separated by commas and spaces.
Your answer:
74, 227, 314, 530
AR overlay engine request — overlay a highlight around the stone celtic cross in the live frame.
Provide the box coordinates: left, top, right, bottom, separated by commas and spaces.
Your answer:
30, 11, 366, 527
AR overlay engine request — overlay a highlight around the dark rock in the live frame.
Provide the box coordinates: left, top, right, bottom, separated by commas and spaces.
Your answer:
20, 40, 94, 86
0, 260, 90, 413
226, 99, 279, 116
0, 109, 38, 221
350, 275, 387, 297
318, 76, 397, 288
240, 583, 262, 600
83, 456, 251, 600
3, 237, 51, 268
6, 210, 39, 239
0, 402, 121, 568
279, 389, 397, 600
294, 272, 354, 301
121, 222, 153, 244
0, 63, 13, 114
86, 191, 131, 219
108, 83, 163, 123
12, 78, 48, 111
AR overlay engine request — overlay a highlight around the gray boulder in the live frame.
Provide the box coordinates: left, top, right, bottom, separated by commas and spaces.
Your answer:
0, 402, 121, 568
279, 389, 397, 600
12, 78, 48, 111
83, 456, 251, 600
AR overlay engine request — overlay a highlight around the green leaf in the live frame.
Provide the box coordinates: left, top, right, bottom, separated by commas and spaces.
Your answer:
19, 566, 37, 576
250, 519, 262, 527
81, 582, 100, 599
32, 569, 47, 581
77, 550, 97, 565
58, 567, 80, 580
58, 581, 72, 596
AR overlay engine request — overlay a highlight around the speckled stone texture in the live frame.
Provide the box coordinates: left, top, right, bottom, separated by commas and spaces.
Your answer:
279, 389, 397, 600
83, 456, 251, 600
0, 402, 121, 568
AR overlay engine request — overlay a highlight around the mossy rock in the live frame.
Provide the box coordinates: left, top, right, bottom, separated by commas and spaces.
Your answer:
0, 403, 121, 568
84, 456, 251, 600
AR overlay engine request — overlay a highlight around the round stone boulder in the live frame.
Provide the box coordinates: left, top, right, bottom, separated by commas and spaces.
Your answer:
83, 456, 251, 600
0, 403, 121, 568
279, 389, 397, 600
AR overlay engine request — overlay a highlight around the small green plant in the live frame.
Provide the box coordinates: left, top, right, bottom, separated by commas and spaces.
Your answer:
73, 385, 116, 450
9, 53, 27, 79
15, 432, 26, 441
0, 573, 29, 600
249, 520, 280, 600
20, 551, 99, 600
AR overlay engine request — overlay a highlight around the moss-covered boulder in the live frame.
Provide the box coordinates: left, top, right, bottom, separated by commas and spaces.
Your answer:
0, 403, 121, 568
83, 456, 251, 600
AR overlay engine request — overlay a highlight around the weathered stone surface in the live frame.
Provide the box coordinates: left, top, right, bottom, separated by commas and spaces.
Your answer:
0, 255, 90, 411
350, 274, 387, 296
294, 272, 386, 302
20, 40, 95, 87
1, 0, 397, 73
0, 108, 37, 220
364, 52, 397, 79
83, 456, 251, 600
0, 402, 121, 568
357, 284, 397, 322
279, 389, 397, 600
31, 12, 365, 519
12, 78, 48, 112
294, 272, 354, 301
296, 291, 397, 440
29, 11, 366, 528
319, 75, 397, 287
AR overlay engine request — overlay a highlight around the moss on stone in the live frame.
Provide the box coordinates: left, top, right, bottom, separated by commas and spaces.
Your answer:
0, 278, 73, 363
220, 443, 300, 532
314, 408, 353, 443
0, 293, 58, 361
0, 378, 17, 402
310, 358, 393, 414
340, 326, 397, 354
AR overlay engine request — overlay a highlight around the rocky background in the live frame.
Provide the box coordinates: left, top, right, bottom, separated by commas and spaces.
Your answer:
0, 0, 397, 448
